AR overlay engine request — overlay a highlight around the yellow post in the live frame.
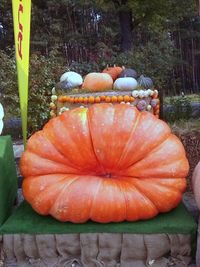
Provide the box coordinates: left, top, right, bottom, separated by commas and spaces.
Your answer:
12, 0, 31, 146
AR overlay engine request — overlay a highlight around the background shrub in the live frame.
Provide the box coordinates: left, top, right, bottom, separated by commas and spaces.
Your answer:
0, 48, 66, 136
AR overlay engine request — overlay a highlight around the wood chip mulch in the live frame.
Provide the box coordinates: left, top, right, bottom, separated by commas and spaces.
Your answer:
174, 131, 200, 191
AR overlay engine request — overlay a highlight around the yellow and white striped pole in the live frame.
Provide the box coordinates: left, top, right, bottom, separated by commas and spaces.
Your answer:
12, 0, 31, 146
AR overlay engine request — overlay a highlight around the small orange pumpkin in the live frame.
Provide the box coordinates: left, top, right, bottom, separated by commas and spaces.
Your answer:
100, 95, 106, 101
82, 73, 113, 92
88, 96, 95, 104
95, 96, 101, 103
102, 66, 123, 81
111, 96, 118, 103
117, 96, 124, 102
83, 97, 88, 104
105, 96, 111, 103
123, 95, 130, 102
69, 97, 74, 104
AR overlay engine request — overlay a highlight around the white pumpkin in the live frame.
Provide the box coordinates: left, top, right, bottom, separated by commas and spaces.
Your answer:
138, 90, 145, 99
0, 103, 4, 135
113, 77, 138, 91
60, 71, 83, 89
147, 89, 154, 96
132, 90, 139, 98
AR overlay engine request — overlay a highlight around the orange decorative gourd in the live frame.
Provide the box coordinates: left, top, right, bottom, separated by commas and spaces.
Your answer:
82, 73, 113, 92
102, 66, 123, 81
20, 104, 189, 223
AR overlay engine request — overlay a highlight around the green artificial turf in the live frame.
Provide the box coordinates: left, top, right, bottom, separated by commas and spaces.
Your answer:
0, 201, 197, 237
0, 136, 18, 226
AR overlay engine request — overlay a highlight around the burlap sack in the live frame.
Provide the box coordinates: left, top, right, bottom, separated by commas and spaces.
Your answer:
0, 233, 191, 267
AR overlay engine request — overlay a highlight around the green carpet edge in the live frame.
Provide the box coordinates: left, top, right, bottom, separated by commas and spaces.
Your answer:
0, 201, 197, 236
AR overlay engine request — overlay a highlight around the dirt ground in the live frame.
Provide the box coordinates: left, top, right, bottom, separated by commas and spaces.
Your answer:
174, 131, 200, 191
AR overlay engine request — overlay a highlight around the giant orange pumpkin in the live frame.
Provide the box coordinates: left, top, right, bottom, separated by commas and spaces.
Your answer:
20, 104, 189, 223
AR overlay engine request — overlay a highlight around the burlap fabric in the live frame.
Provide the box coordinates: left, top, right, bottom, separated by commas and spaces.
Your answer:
0, 233, 191, 267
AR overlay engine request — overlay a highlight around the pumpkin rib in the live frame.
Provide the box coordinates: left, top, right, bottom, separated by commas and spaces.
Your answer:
20, 151, 82, 177
87, 104, 114, 173
27, 130, 80, 171
67, 176, 104, 223
90, 178, 127, 223
42, 129, 86, 172
22, 174, 69, 204
131, 180, 161, 213
142, 134, 187, 162
61, 109, 104, 173
89, 177, 105, 220
121, 134, 189, 179
43, 116, 81, 167
42, 116, 83, 171
119, 131, 171, 173
42, 131, 80, 170
88, 104, 141, 172
116, 179, 138, 220
114, 178, 157, 221
29, 175, 75, 215
133, 179, 182, 213
106, 177, 158, 220
49, 175, 81, 219
144, 178, 187, 193
86, 108, 107, 175
111, 105, 140, 170
115, 179, 127, 220
129, 178, 158, 210
121, 158, 189, 179
117, 112, 171, 171
117, 110, 141, 168
44, 109, 102, 173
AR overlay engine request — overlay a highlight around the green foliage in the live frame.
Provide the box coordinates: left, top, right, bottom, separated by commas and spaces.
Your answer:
0, 49, 19, 118
164, 95, 193, 122
28, 50, 65, 135
97, 30, 176, 89
0, 48, 66, 136
69, 61, 99, 76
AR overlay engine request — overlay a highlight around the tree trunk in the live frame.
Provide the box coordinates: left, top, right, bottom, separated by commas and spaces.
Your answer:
196, 0, 200, 16
118, 8, 133, 52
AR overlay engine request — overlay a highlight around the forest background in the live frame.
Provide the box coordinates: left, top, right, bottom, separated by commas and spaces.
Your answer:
0, 0, 200, 134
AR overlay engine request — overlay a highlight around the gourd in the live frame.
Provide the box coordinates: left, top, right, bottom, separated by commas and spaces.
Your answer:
82, 73, 113, 92
21, 104, 189, 223
102, 66, 123, 81
119, 68, 137, 79
59, 71, 83, 90
137, 100, 147, 111
192, 161, 200, 209
113, 77, 138, 91
138, 75, 153, 89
